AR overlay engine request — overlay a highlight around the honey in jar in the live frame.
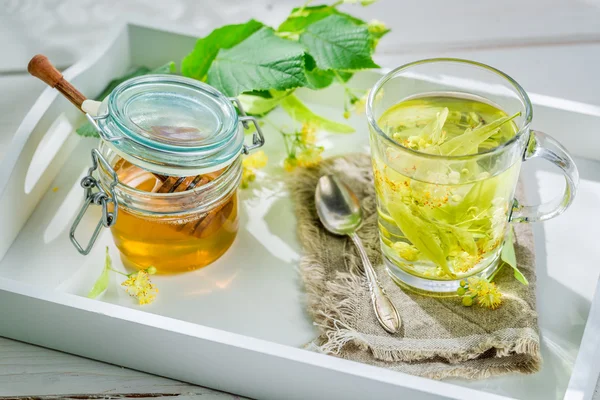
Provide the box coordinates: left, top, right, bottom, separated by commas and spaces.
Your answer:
70, 75, 264, 273
107, 159, 239, 273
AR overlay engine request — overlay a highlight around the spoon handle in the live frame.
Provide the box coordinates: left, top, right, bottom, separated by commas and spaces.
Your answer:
349, 233, 401, 334
28, 54, 87, 111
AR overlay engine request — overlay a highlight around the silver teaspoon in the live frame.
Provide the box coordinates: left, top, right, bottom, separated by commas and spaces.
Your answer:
315, 175, 401, 334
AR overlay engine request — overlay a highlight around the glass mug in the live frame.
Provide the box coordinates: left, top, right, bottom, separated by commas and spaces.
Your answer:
366, 58, 579, 294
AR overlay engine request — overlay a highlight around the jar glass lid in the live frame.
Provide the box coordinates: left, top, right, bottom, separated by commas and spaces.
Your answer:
96, 75, 243, 176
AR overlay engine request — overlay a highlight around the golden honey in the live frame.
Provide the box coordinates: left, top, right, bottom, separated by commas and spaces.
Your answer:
109, 160, 238, 274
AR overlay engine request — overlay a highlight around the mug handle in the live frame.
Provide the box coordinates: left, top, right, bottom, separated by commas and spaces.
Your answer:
510, 130, 579, 223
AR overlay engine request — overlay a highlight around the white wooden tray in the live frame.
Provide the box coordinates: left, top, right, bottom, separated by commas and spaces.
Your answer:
1, 23, 599, 400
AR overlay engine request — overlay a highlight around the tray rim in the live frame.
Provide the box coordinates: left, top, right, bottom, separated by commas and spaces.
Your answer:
0, 275, 505, 400
1, 21, 598, 400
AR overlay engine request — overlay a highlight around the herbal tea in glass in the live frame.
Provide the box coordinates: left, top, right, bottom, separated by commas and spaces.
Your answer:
373, 95, 520, 283
367, 59, 578, 294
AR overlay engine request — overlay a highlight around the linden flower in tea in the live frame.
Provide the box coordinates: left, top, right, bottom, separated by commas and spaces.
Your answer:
372, 95, 521, 279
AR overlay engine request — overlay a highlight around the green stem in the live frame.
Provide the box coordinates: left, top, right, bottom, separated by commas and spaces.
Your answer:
487, 263, 504, 282
455, 208, 493, 227
301, 0, 314, 10
262, 116, 292, 156
261, 116, 282, 132
107, 266, 130, 277
332, 70, 360, 98
332, 70, 349, 87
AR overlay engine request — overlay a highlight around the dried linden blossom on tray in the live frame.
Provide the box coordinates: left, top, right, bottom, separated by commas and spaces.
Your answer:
88, 247, 159, 306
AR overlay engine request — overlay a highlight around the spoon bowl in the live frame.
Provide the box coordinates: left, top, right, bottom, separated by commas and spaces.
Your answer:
315, 175, 362, 235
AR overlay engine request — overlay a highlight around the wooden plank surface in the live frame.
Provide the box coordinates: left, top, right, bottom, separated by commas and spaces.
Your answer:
1, 0, 600, 398
0, 337, 246, 399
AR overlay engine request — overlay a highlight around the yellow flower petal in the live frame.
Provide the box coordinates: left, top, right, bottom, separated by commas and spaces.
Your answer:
122, 270, 158, 305
241, 151, 267, 188
451, 251, 479, 273
477, 283, 502, 309
353, 94, 367, 115
242, 150, 268, 169
300, 122, 318, 145
296, 147, 324, 168
392, 241, 419, 261
367, 19, 388, 35
283, 157, 298, 172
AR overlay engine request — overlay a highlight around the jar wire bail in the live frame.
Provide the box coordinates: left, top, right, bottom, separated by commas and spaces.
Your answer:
229, 97, 265, 155
69, 149, 119, 255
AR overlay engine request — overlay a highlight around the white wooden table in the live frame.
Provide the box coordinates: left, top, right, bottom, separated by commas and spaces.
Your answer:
1, 0, 600, 398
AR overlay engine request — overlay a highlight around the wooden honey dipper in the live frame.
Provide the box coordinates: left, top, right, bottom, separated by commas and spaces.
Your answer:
28, 54, 235, 238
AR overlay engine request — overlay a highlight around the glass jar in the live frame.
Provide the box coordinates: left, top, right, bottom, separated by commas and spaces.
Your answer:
70, 75, 264, 273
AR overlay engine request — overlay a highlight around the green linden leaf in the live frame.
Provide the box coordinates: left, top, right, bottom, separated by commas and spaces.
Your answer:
386, 201, 455, 277
303, 54, 334, 89
88, 247, 112, 299
422, 107, 449, 145
99, 63, 173, 102
302, 54, 354, 89
280, 94, 354, 133
369, 25, 390, 41
435, 112, 520, 155
299, 14, 379, 71
278, 5, 366, 35
75, 62, 176, 139
151, 61, 176, 75
238, 90, 292, 116
306, 71, 354, 90
443, 223, 477, 256
344, 0, 378, 5
305, 68, 335, 89
244, 90, 272, 99
181, 20, 263, 81
99, 66, 150, 99
336, 71, 354, 82
76, 123, 101, 138
501, 226, 529, 285
207, 27, 308, 97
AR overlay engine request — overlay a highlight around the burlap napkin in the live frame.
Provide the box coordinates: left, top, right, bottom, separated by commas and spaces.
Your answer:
289, 154, 541, 380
